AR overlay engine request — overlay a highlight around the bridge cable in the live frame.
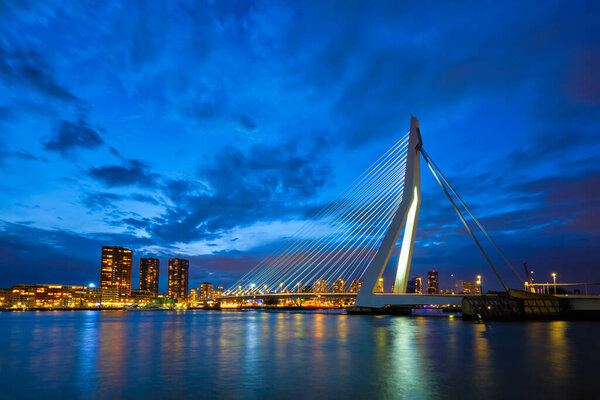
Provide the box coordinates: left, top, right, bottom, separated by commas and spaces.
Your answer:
421, 148, 526, 284
421, 149, 509, 292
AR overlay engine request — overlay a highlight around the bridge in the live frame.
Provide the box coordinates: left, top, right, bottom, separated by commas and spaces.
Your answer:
219, 116, 599, 317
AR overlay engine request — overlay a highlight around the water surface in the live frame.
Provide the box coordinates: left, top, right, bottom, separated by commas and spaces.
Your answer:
0, 310, 598, 399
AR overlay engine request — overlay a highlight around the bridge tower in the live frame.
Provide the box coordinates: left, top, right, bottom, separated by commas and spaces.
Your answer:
354, 116, 423, 308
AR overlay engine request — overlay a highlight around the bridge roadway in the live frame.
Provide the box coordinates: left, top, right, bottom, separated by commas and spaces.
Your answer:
217, 292, 465, 306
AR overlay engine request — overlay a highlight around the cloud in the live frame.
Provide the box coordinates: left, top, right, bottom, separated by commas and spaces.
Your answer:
137, 141, 332, 243
88, 159, 158, 187
238, 114, 257, 130
0, 44, 78, 102
80, 192, 124, 211
44, 117, 104, 155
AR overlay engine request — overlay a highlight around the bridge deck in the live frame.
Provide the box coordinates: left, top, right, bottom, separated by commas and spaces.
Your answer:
218, 293, 465, 306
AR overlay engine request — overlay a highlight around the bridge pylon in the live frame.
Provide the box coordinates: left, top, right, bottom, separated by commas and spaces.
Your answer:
355, 116, 422, 308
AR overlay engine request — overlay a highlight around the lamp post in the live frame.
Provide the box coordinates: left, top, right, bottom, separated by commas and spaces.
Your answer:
477, 275, 482, 295
552, 273, 557, 295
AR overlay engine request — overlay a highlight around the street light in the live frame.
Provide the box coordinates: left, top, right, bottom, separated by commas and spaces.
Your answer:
477, 275, 482, 295
552, 273, 557, 295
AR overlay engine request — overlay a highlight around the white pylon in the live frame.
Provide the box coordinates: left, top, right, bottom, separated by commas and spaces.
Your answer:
355, 116, 422, 308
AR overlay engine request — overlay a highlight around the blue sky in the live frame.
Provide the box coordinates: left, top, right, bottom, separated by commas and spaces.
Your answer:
0, 0, 599, 292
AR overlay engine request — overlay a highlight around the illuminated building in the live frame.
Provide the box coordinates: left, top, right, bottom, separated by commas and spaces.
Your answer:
332, 279, 346, 293
11, 285, 35, 307
407, 277, 423, 294
313, 279, 329, 293
200, 282, 214, 299
216, 286, 224, 297
374, 278, 384, 293
140, 258, 159, 296
349, 279, 363, 293
100, 246, 133, 298
455, 280, 480, 295
427, 270, 439, 294
101, 287, 119, 304
130, 289, 153, 305
190, 288, 198, 300
168, 258, 189, 300
0, 288, 12, 307
9, 284, 92, 308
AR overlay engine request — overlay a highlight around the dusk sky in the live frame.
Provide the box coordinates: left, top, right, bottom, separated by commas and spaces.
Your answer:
1, 1, 599, 292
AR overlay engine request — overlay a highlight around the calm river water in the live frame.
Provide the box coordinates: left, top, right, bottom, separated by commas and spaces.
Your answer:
0, 310, 599, 399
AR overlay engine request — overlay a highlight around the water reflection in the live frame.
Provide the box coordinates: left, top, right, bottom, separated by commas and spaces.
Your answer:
0, 311, 598, 399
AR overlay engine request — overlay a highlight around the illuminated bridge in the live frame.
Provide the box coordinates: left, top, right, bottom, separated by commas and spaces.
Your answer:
219, 116, 570, 314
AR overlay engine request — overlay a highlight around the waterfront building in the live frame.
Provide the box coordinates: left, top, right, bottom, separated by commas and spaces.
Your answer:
190, 288, 198, 300
332, 279, 346, 293
101, 287, 119, 305
313, 279, 329, 293
200, 282, 214, 299
130, 289, 154, 305
140, 258, 159, 296
0, 288, 12, 307
349, 279, 363, 293
100, 246, 133, 297
9, 284, 91, 308
455, 280, 481, 295
215, 286, 224, 298
415, 277, 423, 294
168, 258, 189, 300
10, 285, 36, 307
427, 271, 439, 294
407, 277, 423, 294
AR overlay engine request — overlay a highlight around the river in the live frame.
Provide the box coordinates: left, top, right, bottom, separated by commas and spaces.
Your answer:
0, 310, 598, 399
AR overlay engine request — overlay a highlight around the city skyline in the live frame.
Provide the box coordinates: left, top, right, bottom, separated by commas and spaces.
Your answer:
0, 1, 599, 292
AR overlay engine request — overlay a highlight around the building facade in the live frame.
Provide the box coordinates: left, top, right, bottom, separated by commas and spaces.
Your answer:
199, 282, 214, 299
140, 258, 159, 296
100, 246, 133, 297
331, 279, 347, 293
455, 280, 481, 295
407, 277, 423, 294
427, 271, 439, 294
313, 279, 329, 293
349, 279, 363, 293
168, 258, 189, 300
8, 284, 92, 308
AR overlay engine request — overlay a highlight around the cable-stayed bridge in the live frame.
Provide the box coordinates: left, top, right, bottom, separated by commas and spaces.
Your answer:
220, 116, 598, 316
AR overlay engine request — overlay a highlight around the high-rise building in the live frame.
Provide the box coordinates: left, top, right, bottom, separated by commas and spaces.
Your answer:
168, 258, 189, 300
190, 288, 198, 300
407, 277, 423, 294
313, 279, 329, 293
331, 279, 346, 293
427, 270, 439, 294
349, 279, 363, 293
455, 280, 480, 295
140, 258, 159, 296
100, 246, 133, 297
200, 282, 214, 299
